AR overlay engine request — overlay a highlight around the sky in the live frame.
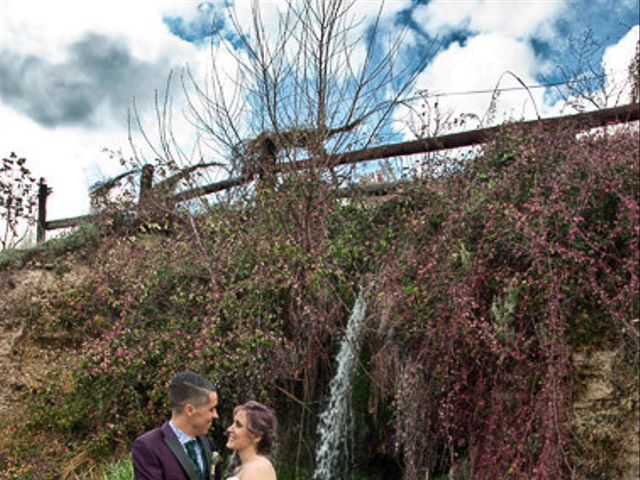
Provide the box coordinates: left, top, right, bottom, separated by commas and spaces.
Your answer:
1, 0, 639, 226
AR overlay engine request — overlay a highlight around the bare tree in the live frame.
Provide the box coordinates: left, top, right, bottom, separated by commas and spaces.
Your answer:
548, 28, 639, 112
129, 0, 435, 200
122, 5, 437, 454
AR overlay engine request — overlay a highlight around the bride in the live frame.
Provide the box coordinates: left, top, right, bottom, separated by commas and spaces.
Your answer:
225, 401, 277, 480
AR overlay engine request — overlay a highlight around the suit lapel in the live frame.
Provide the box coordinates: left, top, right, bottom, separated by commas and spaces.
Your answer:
198, 437, 212, 479
163, 429, 199, 480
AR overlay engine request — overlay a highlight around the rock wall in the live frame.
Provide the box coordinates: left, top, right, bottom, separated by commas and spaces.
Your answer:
0, 263, 88, 418
572, 349, 640, 479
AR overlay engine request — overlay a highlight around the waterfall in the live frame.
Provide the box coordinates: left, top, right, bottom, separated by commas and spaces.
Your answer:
313, 292, 367, 480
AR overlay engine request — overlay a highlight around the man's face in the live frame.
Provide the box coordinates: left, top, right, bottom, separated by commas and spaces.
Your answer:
186, 391, 219, 437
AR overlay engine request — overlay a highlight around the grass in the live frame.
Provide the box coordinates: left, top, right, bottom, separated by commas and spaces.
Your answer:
99, 458, 133, 480
0, 223, 100, 271
66, 457, 133, 480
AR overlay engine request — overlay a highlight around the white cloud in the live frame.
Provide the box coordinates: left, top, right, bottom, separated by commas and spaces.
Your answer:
0, 107, 129, 219
0, 0, 226, 224
413, 0, 566, 40
395, 32, 545, 138
396, 0, 569, 140
347, 0, 415, 76
349, 0, 413, 25
602, 25, 639, 104
541, 23, 640, 115
0, 0, 194, 62
418, 33, 538, 92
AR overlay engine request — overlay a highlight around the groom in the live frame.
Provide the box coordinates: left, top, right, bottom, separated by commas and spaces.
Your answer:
132, 371, 222, 480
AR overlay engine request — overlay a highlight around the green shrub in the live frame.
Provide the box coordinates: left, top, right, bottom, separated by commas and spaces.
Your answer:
2, 123, 638, 479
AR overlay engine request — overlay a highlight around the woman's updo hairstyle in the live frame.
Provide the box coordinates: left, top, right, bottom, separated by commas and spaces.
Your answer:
234, 401, 278, 456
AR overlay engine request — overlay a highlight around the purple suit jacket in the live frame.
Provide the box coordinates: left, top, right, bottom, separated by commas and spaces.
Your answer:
132, 422, 220, 480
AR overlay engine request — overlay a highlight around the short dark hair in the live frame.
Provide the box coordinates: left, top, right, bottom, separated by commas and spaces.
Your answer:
234, 401, 278, 455
168, 371, 216, 412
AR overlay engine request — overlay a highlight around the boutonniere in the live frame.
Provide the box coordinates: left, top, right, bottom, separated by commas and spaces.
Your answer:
210, 450, 222, 474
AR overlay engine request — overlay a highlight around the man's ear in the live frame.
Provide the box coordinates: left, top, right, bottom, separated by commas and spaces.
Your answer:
184, 403, 196, 416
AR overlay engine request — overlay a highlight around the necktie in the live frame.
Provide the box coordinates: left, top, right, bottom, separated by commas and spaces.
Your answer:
185, 440, 204, 480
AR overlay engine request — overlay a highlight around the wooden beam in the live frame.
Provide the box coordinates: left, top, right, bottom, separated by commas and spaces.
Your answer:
172, 176, 249, 204
171, 103, 639, 203
46, 214, 96, 231
138, 164, 155, 208
285, 103, 640, 170
43, 103, 639, 222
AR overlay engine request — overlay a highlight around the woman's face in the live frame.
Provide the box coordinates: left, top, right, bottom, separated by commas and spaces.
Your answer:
226, 409, 259, 452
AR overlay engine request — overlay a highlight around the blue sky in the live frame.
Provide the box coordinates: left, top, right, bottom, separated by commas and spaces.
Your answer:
1, 0, 638, 225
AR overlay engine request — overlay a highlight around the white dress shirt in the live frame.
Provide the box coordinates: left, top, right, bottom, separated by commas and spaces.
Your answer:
169, 420, 205, 472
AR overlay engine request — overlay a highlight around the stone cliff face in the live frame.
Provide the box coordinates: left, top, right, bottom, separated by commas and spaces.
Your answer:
0, 261, 88, 418
572, 350, 640, 479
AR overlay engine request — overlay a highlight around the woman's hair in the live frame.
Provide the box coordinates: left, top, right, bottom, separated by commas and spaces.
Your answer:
234, 400, 278, 456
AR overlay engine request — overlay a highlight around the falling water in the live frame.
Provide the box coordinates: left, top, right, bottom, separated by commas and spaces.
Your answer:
313, 292, 367, 480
